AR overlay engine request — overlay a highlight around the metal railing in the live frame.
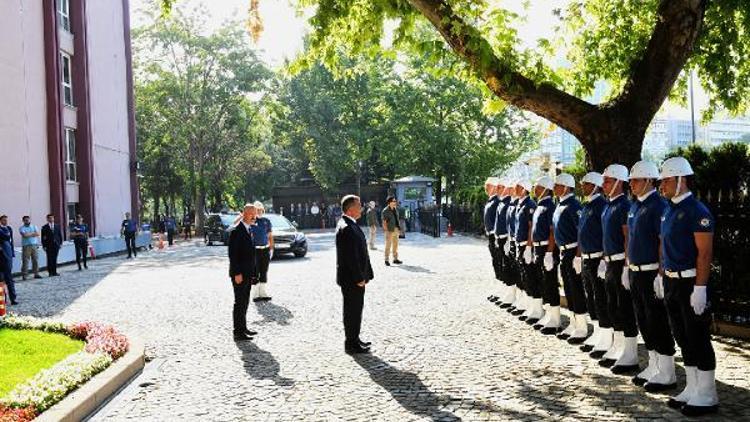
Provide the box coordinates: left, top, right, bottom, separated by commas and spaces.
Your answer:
418, 209, 441, 238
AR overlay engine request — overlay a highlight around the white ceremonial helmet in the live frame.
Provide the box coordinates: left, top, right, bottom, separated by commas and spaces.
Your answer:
555, 173, 576, 188
485, 177, 499, 185
660, 156, 694, 179
602, 164, 629, 182
535, 176, 555, 190
516, 178, 533, 192
581, 172, 604, 187
629, 160, 660, 180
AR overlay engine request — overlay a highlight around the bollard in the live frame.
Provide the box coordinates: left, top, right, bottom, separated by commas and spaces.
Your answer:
89, 244, 96, 259
447, 223, 454, 237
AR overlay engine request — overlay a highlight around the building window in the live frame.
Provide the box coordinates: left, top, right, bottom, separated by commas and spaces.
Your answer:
58, 0, 71, 32
60, 52, 73, 106
65, 128, 77, 182
66, 203, 78, 226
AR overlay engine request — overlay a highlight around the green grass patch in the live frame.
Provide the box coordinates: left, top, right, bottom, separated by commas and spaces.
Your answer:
0, 328, 84, 397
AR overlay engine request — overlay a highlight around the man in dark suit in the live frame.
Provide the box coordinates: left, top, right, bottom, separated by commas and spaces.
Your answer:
336, 195, 374, 354
41, 214, 63, 277
228, 204, 260, 341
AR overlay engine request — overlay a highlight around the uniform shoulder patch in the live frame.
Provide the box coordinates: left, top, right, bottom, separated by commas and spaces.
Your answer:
700, 218, 711, 227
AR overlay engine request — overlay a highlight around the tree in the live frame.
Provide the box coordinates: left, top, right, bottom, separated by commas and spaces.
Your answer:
287, 0, 750, 170
134, 7, 271, 232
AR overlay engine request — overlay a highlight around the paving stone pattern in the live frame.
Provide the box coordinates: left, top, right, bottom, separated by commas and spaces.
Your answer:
11, 231, 750, 421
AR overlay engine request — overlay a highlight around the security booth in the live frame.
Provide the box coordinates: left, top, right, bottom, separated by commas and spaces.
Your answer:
391, 176, 436, 234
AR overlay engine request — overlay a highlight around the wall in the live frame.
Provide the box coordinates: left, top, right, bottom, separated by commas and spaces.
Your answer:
0, 0, 51, 227
85, 0, 133, 236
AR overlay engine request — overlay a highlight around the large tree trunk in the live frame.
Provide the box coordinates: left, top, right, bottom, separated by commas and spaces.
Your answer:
194, 185, 205, 237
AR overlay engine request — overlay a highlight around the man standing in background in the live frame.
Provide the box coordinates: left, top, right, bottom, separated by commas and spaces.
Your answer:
41, 214, 63, 277
366, 201, 378, 250
19, 216, 42, 280
0, 215, 17, 305
122, 212, 138, 259
382, 197, 402, 266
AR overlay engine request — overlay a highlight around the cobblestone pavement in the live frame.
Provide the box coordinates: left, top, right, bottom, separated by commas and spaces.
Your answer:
11, 231, 750, 421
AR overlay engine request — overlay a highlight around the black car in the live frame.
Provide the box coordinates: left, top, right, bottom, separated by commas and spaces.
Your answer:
204, 213, 239, 246
265, 213, 307, 258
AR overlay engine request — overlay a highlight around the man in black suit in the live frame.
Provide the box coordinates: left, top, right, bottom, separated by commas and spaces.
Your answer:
41, 214, 63, 277
336, 195, 374, 354
228, 204, 260, 341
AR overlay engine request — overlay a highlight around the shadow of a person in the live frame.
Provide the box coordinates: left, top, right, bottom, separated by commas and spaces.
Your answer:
235, 340, 295, 387
351, 353, 459, 421
396, 264, 435, 274
254, 300, 294, 326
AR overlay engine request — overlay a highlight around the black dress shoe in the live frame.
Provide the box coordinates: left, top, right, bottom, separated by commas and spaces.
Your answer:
598, 358, 616, 368
557, 333, 571, 340
393, 259, 403, 264
260, 297, 272, 301
533, 323, 544, 330
252, 297, 262, 302
359, 339, 372, 347
643, 381, 677, 393
589, 350, 606, 359
510, 309, 524, 316
567, 336, 587, 345
234, 333, 253, 341
540, 326, 559, 335
34, 275, 43, 279
385, 261, 391, 266
666, 398, 686, 410
681, 403, 718, 417
245, 330, 258, 336
525, 318, 539, 325
632, 375, 648, 386
518, 315, 528, 321
580, 344, 594, 353
11, 301, 19, 306
611, 364, 639, 374
498, 302, 511, 309
345, 345, 371, 354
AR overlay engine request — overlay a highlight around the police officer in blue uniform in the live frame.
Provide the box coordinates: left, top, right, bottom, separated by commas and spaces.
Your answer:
627, 161, 677, 391
503, 184, 521, 312
553, 173, 588, 343
70, 214, 90, 271
577, 172, 610, 355
491, 178, 514, 306
513, 178, 536, 319
526, 176, 555, 326
483, 177, 501, 302
598, 164, 639, 373
121, 212, 138, 259
251, 202, 274, 302
659, 157, 718, 416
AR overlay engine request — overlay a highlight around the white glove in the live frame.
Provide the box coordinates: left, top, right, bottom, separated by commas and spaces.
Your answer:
621, 267, 630, 290
690, 285, 707, 315
269, 248, 274, 260
573, 256, 582, 274
543, 252, 554, 271
523, 247, 533, 264
597, 260, 606, 279
503, 241, 510, 256
654, 274, 664, 299
495, 238, 500, 249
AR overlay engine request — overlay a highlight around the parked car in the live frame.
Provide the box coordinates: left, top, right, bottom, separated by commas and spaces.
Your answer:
204, 213, 239, 246
265, 213, 307, 258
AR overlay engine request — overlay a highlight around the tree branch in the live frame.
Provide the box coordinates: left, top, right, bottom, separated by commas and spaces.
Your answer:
406, 0, 600, 137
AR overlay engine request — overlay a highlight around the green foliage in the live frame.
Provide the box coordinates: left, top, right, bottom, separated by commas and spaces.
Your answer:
665, 142, 750, 195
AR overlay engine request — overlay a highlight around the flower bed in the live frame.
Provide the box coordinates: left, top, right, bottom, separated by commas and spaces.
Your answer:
0, 316, 129, 422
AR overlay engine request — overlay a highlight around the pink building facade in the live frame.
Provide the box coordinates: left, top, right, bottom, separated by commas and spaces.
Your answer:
0, 0, 138, 239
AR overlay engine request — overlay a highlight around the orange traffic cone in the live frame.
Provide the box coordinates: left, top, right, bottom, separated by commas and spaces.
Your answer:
158, 233, 165, 250
447, 223, 454, 237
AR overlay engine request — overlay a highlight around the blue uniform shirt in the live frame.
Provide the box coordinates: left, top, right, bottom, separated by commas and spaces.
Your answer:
251, 217, 273, 246
71, 223, 89, 244
122, 219, 137, 233
578, 194, 606, 253
554, 194, 582, 247
627, 191, 667, 265
494, 196, 511, 236
483, 196, 500, 235
506, 199, 517, 241
532, 196, 555, 243
602, 194, 630, 256
514, 196, 536, 244
661, 193, 714, 272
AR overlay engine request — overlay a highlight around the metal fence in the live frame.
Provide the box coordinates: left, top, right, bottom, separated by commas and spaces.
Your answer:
443, 204, 484, 235
701, 190, 750, 327
418, 209, 441, 238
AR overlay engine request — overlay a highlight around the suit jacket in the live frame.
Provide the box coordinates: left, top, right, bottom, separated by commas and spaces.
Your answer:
228, 221, 257, 278
41, 223, 63, 250
336, 216, 373, 287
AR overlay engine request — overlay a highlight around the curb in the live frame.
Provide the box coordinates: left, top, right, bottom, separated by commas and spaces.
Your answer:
36, 339, 145, 422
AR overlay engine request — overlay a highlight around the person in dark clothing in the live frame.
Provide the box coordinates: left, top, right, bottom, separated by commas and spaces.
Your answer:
41, 214, 63, 276
0, 215, 17, 305
122, 212, 138, 259
336, 195, 374, 354
228, 204, 259, 341
70, 215, 90, 270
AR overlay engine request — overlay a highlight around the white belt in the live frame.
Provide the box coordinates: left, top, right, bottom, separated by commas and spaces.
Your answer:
560, 242, 578, 251
629, 263, 659, 272
665, 268, 697, 278
604, 253, 626, 262
582, 251, 603, 260
496, 234, 508, 239
533, 240, 549, 246
486, 231, 493, 236
255, 245, 270, 249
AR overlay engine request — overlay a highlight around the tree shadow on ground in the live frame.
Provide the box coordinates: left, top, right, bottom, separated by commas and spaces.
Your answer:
352, 353, 532, 421
235, 340, 295, 387
253, 300, 294, 326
